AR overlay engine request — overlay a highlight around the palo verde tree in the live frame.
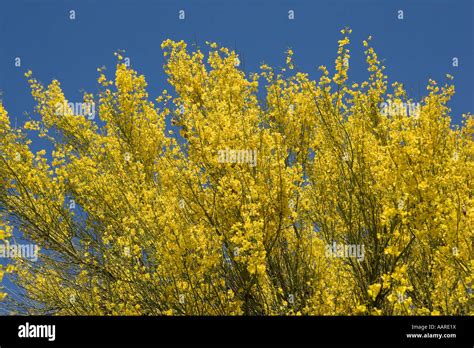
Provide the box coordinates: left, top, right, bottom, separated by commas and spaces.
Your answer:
0, 29, 472, 315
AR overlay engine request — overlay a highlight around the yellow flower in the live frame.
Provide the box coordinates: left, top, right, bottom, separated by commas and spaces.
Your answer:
368, 283, 382, 301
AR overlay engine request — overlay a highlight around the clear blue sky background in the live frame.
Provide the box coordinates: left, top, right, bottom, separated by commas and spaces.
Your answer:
1, 0, 473, 126
0, 0, 473, 310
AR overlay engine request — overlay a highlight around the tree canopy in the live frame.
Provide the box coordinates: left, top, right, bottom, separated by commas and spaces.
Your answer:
0, 30, 472, 315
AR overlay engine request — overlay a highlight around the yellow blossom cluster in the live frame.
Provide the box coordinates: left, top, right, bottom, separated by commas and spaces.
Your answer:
0, 32, 472, 315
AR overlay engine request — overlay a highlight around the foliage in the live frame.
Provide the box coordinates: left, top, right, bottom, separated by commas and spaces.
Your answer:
0, 30, 472, 315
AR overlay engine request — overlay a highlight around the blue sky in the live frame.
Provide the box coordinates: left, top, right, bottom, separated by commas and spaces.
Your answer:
0, 0, 472, 126
0, 0, 473, 309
